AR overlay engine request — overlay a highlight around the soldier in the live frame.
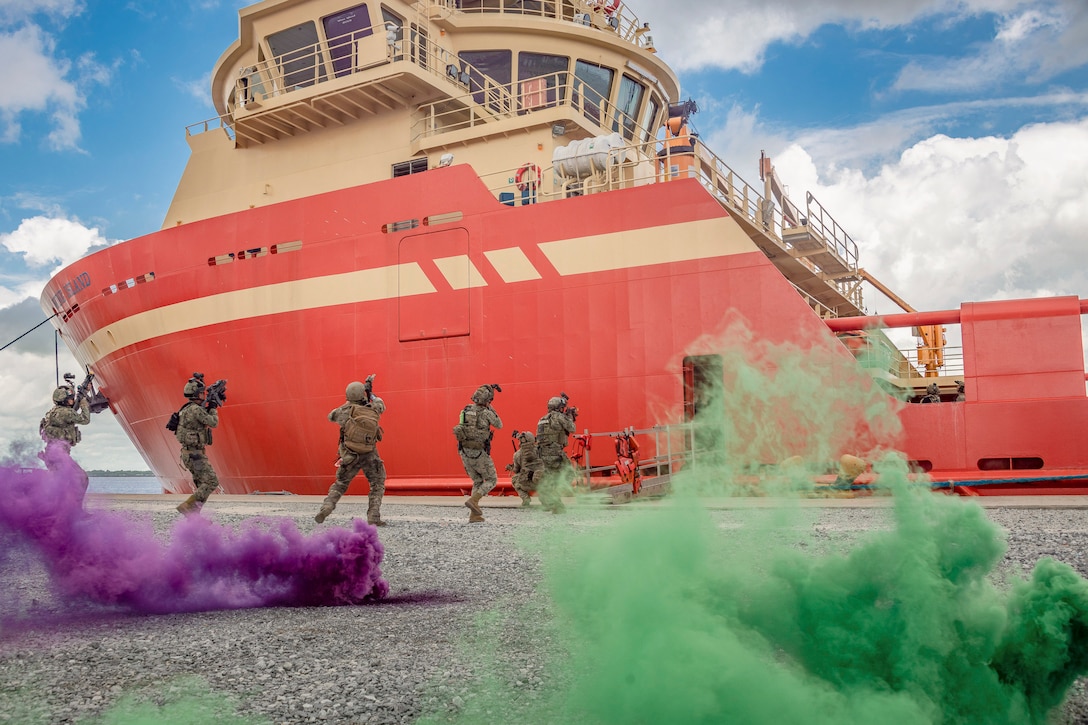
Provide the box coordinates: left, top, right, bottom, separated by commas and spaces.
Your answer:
536, 394, 577, 514
454, 384, 503, 523
39, 384, 91, 450
506, 430, 543, 507
920, 382, 941, 404
39, 381, 93, 494
316, 377, 387, 526
955, 380, 965, 402
174, 374, 223, 515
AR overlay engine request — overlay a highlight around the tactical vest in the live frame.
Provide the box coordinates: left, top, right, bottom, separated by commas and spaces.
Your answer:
41, 406, 81, 445
342, 403, 381, 453
453, 405, 490, 450
175, 403, 211, 448
536, 412, 565, 447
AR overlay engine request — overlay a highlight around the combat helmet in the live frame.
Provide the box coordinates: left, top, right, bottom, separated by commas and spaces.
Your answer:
346, 381, 368, 403
547, 396, 565, 411
52, 387, 72, 405
926, 383, 939, 395
471, 385, 494, 405
517, 430, 536, 445
183, 378, 205, 399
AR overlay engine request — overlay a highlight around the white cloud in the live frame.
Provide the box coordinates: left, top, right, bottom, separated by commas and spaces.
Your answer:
893, 2, 1088, 92
0, 3, 113, 150
634, 0, 1081, 87
0, 215, 109, 268
771, 118, 1088, 315
0, 0, 84, 25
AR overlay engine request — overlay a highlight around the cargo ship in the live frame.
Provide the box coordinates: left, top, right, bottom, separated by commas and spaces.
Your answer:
41, 0, 1088, 496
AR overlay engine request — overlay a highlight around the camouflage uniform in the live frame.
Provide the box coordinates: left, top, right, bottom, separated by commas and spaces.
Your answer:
318, 395, 387, 526
508, 432, 543, 506
536, 403, 575, 513
40, 397, 90, 447
39, 388, 91, 493
459, 404, 503, 497
456, 385, 503, 522
920, 383, 941, 404
176, 401, 220, 507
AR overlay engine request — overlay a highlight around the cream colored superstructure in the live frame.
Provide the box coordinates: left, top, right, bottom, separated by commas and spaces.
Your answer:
167, 0, 907, 327
167, 0, 677, 228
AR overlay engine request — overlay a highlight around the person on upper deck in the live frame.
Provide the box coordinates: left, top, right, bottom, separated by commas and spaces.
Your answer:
920, 382, 941, 404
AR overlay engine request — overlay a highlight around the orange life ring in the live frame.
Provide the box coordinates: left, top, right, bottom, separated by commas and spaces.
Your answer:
515, 163, 541, 192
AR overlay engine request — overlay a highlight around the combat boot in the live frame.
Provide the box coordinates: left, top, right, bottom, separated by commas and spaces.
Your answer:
518, 493, 532, 507
366, 495, 386, 527
465, 492, 485, 522
176, 494, 201, 515
315, 503, 335, 524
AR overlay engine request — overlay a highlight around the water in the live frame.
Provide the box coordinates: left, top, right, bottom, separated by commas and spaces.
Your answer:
86, 476, 162, 494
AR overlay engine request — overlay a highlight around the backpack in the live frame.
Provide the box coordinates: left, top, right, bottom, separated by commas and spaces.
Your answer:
453, 405, 490, 451
166, 401, 196, 432
343, 404, 381, 453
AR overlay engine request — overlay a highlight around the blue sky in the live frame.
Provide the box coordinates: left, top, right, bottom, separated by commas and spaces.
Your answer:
1, 0, 1086, 470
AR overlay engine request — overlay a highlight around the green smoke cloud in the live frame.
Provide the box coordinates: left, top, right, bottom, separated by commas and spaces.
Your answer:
419, 316, 1088, 724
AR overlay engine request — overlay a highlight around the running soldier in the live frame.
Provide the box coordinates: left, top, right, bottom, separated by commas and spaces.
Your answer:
454, 384, 503, 523
536, 394, 577, 513
506, 430, 543, 507
174, 373, 225, 515
316, 376, 387, 526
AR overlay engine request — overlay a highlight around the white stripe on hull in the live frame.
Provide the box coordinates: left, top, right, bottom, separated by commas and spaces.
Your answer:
75, 217, 754, 365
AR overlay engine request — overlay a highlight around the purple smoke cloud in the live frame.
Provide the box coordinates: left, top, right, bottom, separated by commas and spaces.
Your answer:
0, 441, 388, 615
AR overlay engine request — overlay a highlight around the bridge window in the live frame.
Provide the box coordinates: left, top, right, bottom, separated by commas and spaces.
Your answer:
267, 22, 326, 90
459, 50, 512, 108
640, 95, 660, 142
322, 5, 373, 78
574, 60, 614, 125
614, 75, 646, 140
517, 52, 568, 109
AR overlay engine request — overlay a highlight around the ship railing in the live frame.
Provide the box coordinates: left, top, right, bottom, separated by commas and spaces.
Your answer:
899, 343, 965, 379
412, 69, 652, 145
838, 325, 965, 383
185, 115, 236, 141
799, 192, 860, 274
470, 117, 865, 313
791, 283, 837, 319
637, 139, 865, 311
230, 21, 516, 118
426, 0, 655, 51
566, 423, 689, 497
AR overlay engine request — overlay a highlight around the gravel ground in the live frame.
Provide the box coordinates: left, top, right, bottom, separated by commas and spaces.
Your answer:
2, 493, 1088, 724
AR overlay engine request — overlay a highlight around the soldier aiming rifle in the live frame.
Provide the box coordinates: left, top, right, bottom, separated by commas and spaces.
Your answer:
173, 372, 227, 515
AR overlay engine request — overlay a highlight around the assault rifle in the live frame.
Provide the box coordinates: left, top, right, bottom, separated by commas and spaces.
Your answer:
72, 369, 110, 414
558, 391, 579, 422
204, 378, 228, 410
364, 373, 376, 400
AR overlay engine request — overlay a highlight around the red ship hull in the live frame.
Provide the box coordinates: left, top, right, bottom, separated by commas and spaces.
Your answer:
42, 166, 1088, 495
